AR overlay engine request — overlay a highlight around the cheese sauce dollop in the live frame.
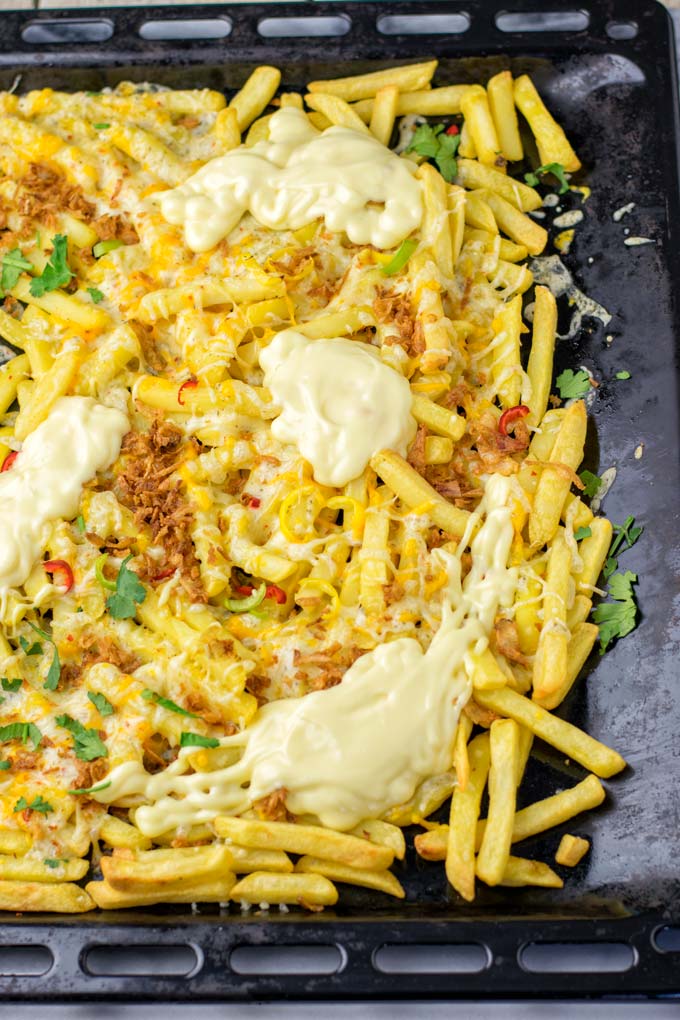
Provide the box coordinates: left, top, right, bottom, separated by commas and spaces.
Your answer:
0, 396, 128, 591
95, 475, 518, 835
260, 329, 416, 487
159, 108, 423, 252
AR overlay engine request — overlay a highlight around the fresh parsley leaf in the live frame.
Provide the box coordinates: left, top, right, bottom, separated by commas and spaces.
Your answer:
142, 688, 197, 718
105, 555, 146, 620
574, 526, 592, 541
29, 234, 74, 297
1, 248, 33, 293
406, 123, 461, 182
56, 714, 107, 762
14, 794, 53, 815
579, 470, 602, 499
44, 858, 66, 869
88, 691, 114, 717
93, 122, 110, 130
592, 570, 639, 653
0, 760, 9, 770
1, 678, 22, 692
69, 779, 112, 795
524, 161, 570, 194
0, 722, 42, 749
603, 516, 643, 579
28, 622, 60, 692
615, 370, 631, 380
179, 732, 219, 749
556, 368, 592, 400
19, 635, 42, 656
87, 286, 104, 303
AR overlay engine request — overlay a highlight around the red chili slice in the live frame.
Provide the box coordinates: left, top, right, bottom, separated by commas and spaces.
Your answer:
266, 584, 287, 605
1, 451, 18, 472
233, 584, 255, 596
43, 559, 74, 593
177, 377, 198, 405
151, 567, 176, 583
498, 405, 530, 436
446, 124, 460, 135
242, 494, 261, 509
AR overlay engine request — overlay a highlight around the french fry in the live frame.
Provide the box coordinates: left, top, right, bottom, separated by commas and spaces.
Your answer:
385, 771, 456, 826
470, 647, 508, 691
0, 828, 31, 856
452, 715, 474, 792
474, 686, 625, 777
101, 845, 233, 890
296, 857, 405, 899
229, 66, 281, 130
230, 871, 338, 907
213, 817, 393, 870
349, 819, 406, 860
0, 855, 88, 883
532, 532, 571, 699
415, 824, 448, 861
411, 394, 466, 441
529, 401, 588, 549
369, 85, 399, 146
0, 880, 94, 912
464, 191, 498, 234
555, 834, 590, 867
87, 874, 236, 909
534, 622, 599, 711
460, 86, 503, 167
498, 856, 563, 888
308, 61, 437, 101
229, 846, 294, 873
526, 286, 558, 429
482, 190, 548, 255
456, 159, 540, 211
574, 518, 614, 593
516, 726, 534, 786
476, 719, 519, 886
445, 732, 490, 902
370, 449, 472, 539
350, 86, 471, 122
487, 71, 523, 162
514, 74, 581, 172
99, 814, 152, 851
305, 93, 370, 134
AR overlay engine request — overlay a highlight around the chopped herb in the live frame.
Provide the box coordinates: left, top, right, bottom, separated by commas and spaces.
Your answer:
0, 760, 10, 770
579, 470, 603, 499
1, 678, 22, 692
69, 779, 111, 795
87, 286, 104, 303
142, 688, 197, 718
0, 722, 42, 749
14, 794, 53, 815
179, 732, 220, 749
88, 691, 114, 717
105, 555, 146, 620
19, 636, 42, 656
603, 515, 643, 579
44, 858, 66, 869
556, 367, 592, 400
92, 122, 110, 130
28, 621, 50, 642
28, 622, 60, 692
29, 234, 74, 297
592, 570, 639, 653
56, 714, 107, 762
615, 370, 631, 380
524, 161, 570, 194
93, 238, 123, 259
0, 248, 33, 293
406, 123, 461, 182
381, 238, 418, 277
574, 526, 592, 541
76, 514, 86, 534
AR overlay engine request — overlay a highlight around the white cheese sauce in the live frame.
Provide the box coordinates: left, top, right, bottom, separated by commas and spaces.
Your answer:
95, 474, 518, 835
159, 108, 423, 252
259, 329, 416, 487
0, 397, 128, 591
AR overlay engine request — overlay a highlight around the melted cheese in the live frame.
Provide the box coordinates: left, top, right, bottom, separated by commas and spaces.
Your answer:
260, 329, 416, 487
95, 474, 518, 835
159, 108, 423, 252
0, 397, 128, 591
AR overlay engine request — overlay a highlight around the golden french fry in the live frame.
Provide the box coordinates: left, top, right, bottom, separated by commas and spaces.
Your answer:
0, 855, 88, 883
529, 401, 588, 548
445, 732, 490, 902
487, 71, 523, 162
349, 819, 406, 860
452, 715, 474, 792
516, 726, 534, 786
0, 880, 94, 913
526, 285, 558, 429
214, 817, 393, 870
385, 771, 456, 827
474, 686, 625, 777
87, 874, 236, 909
296, 856, 404, 899
411, 394, 465, 441
514, 74, 581, 172
0, 828, 31, 856
574, 518, 614, 593
230, 871, 338, 907
350, 85, 471, 122
460, 86, 503, 167
534, 622, 599, 711
369, 85, 399, 146
470, 647, 508, 691
555, 834, 590, 867
415, 824, 448, 861
99, 814, 152, 851
308, 61, 437, 101
101, 845, 233, 890
370, 449, 472, 539
229, 66, 281, 130
457, 159, 540, 211
229, 846, 294, 873
464, 191, 498, 233
476, 719, 519, 886
499, 856, 563, 888
532, 532, 571, 699
305, 93, 370, 133
482, 190, 548, 255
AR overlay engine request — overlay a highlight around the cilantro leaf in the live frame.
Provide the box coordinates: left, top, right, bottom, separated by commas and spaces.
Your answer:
574, 526, 592, 541
0, 722, 42, 749
27, 621, 60, 692
69, 779, 112, 795
105, 555, 146, 620
592, 570, 639, 653
142, 688, 197, 718
1, 248, 33, 293
29, 234, 74, 297
0, 760, 10, 770
579, 470, 602, 500
14, 794, 53, 815
88, 691, 114, 717
19, 636, 42, 656
56, 714, 107, 761
524, 161, 570, 194
87, 287, 104, 303
1, 678, 22, 692
603, 515, 643, 579
44, 858, 66, 868
179, 732, 220, 749
406, 123, 461, 182
556, 368, 592, 400
615, 370, 631, 380
92, 122, 110, 130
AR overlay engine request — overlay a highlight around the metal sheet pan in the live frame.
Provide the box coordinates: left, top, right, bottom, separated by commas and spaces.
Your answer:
0, 0, 678, 1000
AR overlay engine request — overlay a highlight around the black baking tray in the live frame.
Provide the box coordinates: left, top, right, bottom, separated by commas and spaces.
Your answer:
0, 0, 679, 1002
